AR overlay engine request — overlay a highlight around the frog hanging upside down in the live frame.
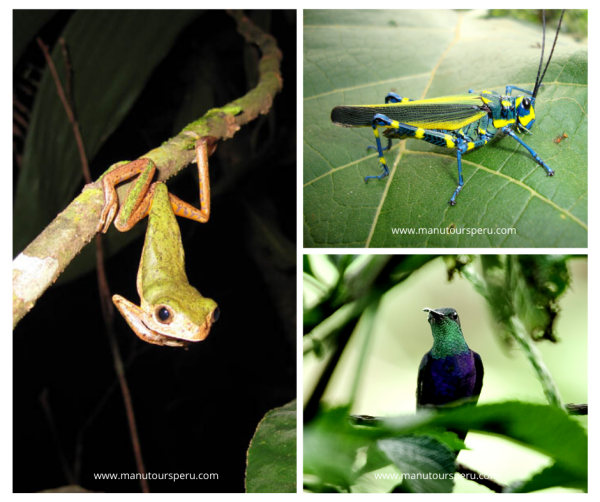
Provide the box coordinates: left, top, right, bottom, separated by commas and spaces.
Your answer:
96, 137, 220, 347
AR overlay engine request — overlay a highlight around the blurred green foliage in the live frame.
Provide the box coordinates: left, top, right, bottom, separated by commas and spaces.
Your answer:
487, 9, 587, 40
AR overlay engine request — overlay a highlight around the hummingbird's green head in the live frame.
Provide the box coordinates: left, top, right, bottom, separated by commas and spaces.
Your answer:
423, 307, 461, 328
422, 307, 468, 358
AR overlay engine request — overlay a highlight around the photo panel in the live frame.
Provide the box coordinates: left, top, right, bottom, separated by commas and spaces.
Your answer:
303, 254, 587, 493
12, 10, 297, 493
303, 10, 587, 248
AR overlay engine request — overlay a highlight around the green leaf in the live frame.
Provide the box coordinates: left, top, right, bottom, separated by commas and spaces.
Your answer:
472, 255, 572, 344
383, 401, 587, 488
377, 435, 456, 493
304, 406, 373, 491
506, 462, 587, 493
303, 10, 587, 247
306, 402, 587, 493
13, 10, 56, 66
246, 400, 296, 493
511, 255, 570, 342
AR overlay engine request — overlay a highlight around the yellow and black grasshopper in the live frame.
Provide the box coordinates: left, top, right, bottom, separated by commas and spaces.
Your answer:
331, 10, 565, 205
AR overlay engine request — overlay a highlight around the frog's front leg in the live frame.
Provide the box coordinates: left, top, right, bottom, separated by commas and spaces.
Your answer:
112, 294, 187, 348
166, 136, 218, 223
97, 158, 156, 233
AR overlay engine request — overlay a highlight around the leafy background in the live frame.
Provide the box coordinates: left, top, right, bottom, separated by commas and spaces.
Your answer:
303, 255, 587, 492
303, 10, 588, 248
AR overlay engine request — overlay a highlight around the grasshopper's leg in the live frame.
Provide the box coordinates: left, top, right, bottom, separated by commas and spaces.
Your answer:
372, 120, 493, 204
448, 133, 494, 205
365, 113, 398, 181
384, 93, 414, 104
365, 120, 462, 186
367, 137, 392, 152
366, 94, 416, 152
449, 144, 467, 205
501, 126, 555, 175
505, 85, 535, 97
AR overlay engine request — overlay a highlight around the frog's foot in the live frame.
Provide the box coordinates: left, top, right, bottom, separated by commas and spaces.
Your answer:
97, 198, 118, 234
197, 136, 219, 157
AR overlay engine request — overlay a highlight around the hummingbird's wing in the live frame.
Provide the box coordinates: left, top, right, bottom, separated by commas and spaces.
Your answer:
416, 351, 433, 409
473, 350, 484, 400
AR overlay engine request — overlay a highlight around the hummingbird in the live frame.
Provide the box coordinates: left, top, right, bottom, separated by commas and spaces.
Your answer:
417, 308, 483, 438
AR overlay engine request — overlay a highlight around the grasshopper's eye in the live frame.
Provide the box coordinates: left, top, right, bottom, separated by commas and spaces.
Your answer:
522, 97, 531, 109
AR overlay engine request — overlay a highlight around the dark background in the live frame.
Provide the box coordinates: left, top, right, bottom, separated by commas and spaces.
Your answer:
13, 10, 296, 493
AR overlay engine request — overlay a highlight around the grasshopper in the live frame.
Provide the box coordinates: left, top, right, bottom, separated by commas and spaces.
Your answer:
331, 10, 565, 205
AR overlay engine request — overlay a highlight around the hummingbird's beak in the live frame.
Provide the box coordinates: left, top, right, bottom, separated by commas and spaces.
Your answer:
423, 308, 444, 325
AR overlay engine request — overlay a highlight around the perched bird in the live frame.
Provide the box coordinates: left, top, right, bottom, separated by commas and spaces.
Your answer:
417, 308, 483, 439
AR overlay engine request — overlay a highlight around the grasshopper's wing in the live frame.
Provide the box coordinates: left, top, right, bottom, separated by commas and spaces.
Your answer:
343, 94, 488, 131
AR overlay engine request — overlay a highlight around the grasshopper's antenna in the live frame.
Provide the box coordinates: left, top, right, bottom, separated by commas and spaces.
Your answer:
533, 10, 546, 99
533, 9, 565, 99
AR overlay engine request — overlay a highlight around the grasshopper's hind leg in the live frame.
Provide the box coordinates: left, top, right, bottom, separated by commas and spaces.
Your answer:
366, 137, 392, 153
384, 93, 414, 104
365, 114, 399, 181
366, 93, 415, 153
365, 117, 493, 205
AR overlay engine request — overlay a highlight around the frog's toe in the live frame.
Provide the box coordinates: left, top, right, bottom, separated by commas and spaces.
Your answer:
98, 204, 117, 233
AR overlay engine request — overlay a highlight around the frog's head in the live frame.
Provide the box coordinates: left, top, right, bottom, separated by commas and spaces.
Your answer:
113, 292, 219, 348
144, 294, 220, 347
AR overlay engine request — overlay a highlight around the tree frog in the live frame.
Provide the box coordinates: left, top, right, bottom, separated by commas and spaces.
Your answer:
97, 137, 219, 347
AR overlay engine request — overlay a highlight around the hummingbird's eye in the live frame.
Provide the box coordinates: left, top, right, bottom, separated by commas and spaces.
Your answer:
451, 312, 458, 320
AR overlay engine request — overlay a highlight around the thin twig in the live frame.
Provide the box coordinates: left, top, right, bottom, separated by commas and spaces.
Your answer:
566, 403, 588, 415
510, 316, 563, 409
456, 463, 505, 492
304, 317, 360, 424
36, 37, 91, 184
39, 36, 149, 493
39, 389, 76, 485
59, 38, 73, 105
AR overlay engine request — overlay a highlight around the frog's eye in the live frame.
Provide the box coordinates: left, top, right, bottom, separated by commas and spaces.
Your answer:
212, 307, 220, 322
156, 306, 173, 324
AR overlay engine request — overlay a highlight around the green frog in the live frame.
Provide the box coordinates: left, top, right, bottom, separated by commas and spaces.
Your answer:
97, 138, 219, 347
